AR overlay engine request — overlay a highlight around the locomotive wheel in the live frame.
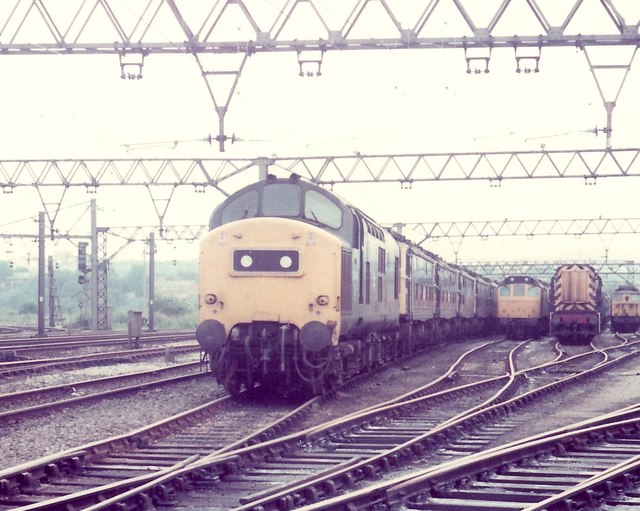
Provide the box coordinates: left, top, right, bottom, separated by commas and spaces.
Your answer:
224, 374, 242, 396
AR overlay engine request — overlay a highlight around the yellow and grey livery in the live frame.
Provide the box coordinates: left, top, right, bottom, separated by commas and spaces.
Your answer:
196, 174, 497, 395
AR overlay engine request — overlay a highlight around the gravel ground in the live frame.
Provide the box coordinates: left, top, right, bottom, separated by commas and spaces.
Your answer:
2, 334, 633, 473
0, 337, 501, 470
0, 353, 201, 394
0, 377, 226, 469
485, 352, 640, 447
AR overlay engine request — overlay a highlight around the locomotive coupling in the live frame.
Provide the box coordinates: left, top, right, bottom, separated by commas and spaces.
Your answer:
195, 319, 226, 352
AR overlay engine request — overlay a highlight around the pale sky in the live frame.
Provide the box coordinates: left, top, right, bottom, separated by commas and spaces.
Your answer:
0, 9, 639, 268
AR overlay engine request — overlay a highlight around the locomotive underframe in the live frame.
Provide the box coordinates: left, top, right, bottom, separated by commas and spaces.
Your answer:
550, 311, 600, 343
210, 321, 401, 396
498, 317, 548, 340
205, 314, 497, 396
610, 315, 640, 333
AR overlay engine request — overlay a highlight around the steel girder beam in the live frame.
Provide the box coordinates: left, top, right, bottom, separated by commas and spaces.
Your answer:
58, 216, 640, 248
1, 1, 638, 150
1, 148, 639, 188
2, 149, 640, 230
460, 260, 638, 289
393, 217, 640, 244
6, 217, 635, 263
0, 0, 638, 54
117, 219, 640, 243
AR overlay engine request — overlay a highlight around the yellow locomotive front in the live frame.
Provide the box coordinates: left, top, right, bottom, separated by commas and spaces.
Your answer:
497, 276, 549, 339
197, 217, 342, 393
196, 175, 350, 395
610, 284, 640, 333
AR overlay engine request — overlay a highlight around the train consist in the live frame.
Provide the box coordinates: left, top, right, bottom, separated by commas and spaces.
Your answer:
497, 276, 549, 339
195, 175, 497, 395
194, 176, 637, 394
549, 264, 605, 343
610, 284, 640, 333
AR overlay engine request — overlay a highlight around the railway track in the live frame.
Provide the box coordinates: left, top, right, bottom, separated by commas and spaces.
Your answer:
4, 335, 634, 511
83, 336, 638, 511
0, 337, 509, 511
300, 403, 640, 510
0, 344, 200, 378
0, 361, 207, 421
0, 331, 195, 359
0, 389, 305, 511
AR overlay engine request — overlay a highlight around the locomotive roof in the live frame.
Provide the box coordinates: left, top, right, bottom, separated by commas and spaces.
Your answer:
209, 174, 392, 248
498, 275, 547, 288
553, 263, 598, 272
210, 174, 350, 226
614, 284, 639, 292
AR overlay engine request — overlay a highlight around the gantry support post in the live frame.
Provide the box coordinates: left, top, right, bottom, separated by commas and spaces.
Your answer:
90, 199, 98, 331
148, 231, 155, 332
37, 212, 46, 337
96, 228, 109, 330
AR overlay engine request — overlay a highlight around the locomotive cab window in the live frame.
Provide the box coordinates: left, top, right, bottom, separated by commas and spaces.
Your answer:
220, 190, 259, 225
513, 284, 526, 296
262, 183, 301, 217
304, 189, 342, 228
499, 286, 511, 297
527, 287, 540, 297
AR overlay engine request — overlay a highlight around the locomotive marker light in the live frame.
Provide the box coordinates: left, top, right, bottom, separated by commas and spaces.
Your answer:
316, 295, 330, 306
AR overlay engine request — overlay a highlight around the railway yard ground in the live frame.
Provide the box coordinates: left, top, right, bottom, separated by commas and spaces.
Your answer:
1, 330, 640, 510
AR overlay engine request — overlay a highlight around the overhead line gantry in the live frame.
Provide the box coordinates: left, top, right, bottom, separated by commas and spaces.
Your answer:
2, 148, 640, 230
0, 0, 638, 149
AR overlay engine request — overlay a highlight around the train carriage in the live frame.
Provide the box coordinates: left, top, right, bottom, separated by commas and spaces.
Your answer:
458, 269, 476, 336
475, 275, 498, 334
395, 240, 439, 350
437, 261, 460, 339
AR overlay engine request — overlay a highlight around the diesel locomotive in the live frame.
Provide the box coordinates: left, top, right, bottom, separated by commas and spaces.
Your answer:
549, 263, 604, 343
195, 174, 497, 395
497, 275, 549, 339
610, 284, 640, 333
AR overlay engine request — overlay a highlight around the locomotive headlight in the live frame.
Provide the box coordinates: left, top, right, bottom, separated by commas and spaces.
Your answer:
204, 293, 217, 305
233, 249, 299, 273
280, 255, 293, 269
316, 295, 329, 306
